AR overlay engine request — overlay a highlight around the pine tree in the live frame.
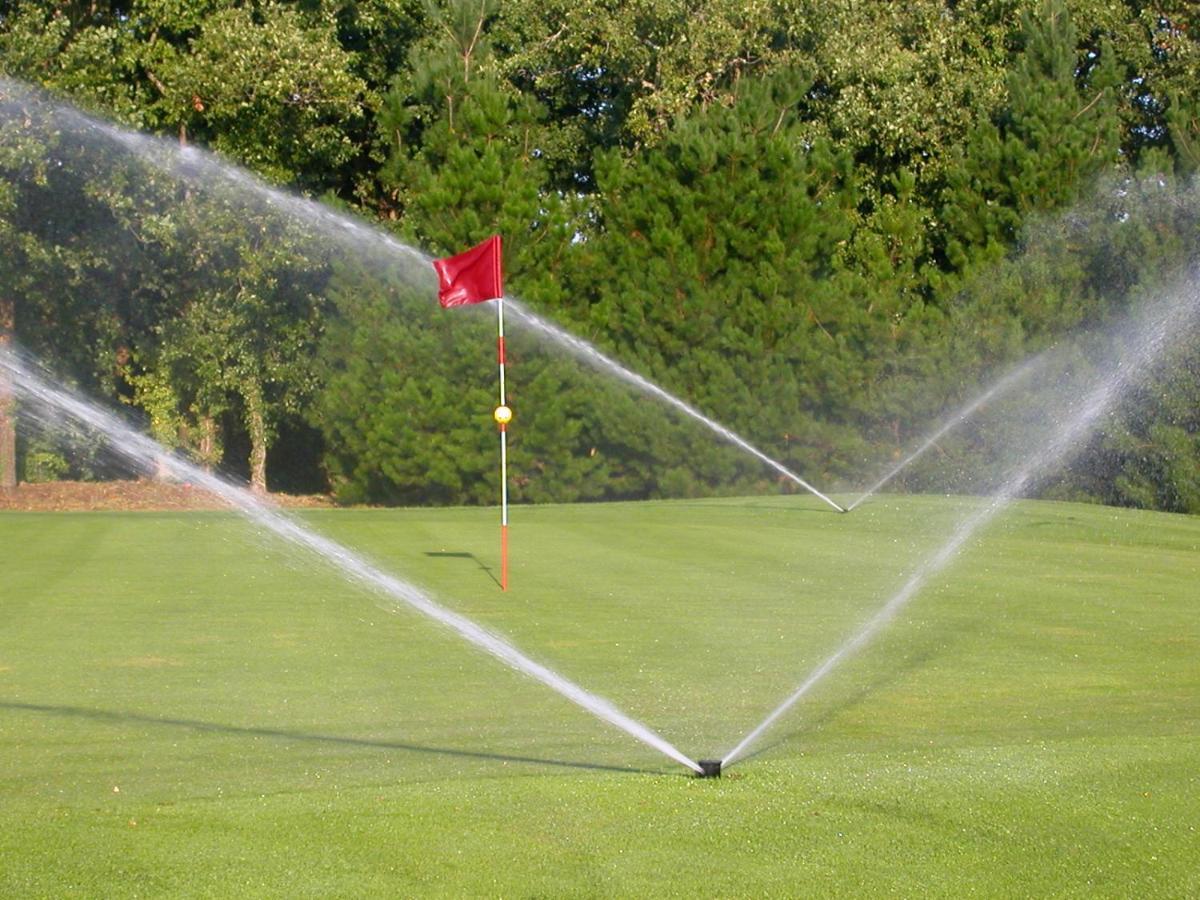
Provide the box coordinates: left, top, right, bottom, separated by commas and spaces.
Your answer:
316, 0, 612, 505
940, 0, 1124, 276
570, 71, 869, 490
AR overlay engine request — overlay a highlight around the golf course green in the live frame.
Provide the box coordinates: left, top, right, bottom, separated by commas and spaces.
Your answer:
1, 494, 1197, 896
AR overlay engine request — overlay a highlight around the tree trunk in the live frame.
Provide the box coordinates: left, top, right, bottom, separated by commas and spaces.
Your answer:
0, 295, 15, 492
244, 377, 268, 495
198, 415, 220, 472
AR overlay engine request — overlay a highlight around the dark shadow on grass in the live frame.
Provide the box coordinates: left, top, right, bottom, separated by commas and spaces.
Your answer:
0, 700, 665, 777
425, 550, 501, 588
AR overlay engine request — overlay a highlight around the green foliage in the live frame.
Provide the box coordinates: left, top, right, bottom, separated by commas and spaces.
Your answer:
315, 266, 498, 504
0, 97, 138, 388
4, 0, 1200, 511
491, 0, 801, 186
940, 0, 1125, 274
376, 0, 563, 256
165, 5, 367, 188
574, 71, 876, 484
1113, 418, 1200, 513
21, 445, 70, 482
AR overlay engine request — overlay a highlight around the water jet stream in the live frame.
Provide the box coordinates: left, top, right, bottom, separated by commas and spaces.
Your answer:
1, 348, 703, 775
721, 283, 1199, 769
846, 352, 1049, 511
503, 298, 847, 512
0, 77, 842, 512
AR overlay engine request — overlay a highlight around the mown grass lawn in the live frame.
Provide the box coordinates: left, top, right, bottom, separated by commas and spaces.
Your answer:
1, 494, 1197, 896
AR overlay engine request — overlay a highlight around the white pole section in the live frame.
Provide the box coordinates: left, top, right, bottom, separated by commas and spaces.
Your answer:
497, 296, 509, 590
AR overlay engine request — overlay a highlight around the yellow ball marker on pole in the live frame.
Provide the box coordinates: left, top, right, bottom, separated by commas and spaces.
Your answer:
494, 405, 513, 426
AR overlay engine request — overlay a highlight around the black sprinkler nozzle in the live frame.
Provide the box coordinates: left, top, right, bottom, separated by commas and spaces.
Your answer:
697, 759, 722, 778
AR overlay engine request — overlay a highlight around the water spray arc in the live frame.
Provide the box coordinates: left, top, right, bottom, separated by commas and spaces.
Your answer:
503, 299, 847, 513
0, 348, 703, 775
846, 352, 1049, 511
721, 284, 1200, 770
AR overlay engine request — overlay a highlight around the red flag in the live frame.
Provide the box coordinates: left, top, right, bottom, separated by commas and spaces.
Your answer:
433, 235, 503, 308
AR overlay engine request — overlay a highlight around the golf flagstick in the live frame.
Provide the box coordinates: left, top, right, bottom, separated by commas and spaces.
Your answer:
431, 234, 509, 591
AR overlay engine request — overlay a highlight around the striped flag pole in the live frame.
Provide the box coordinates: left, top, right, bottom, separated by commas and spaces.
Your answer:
496, 294, 510, 592
432, 234, 508, 591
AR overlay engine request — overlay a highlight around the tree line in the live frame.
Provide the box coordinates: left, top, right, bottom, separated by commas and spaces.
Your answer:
1, 0, 1198, 512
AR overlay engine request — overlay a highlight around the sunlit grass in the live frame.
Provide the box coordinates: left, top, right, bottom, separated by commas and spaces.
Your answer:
1, 495, 1196, 896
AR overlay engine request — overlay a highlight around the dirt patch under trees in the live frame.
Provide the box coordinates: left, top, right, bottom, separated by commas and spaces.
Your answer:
0, 480, 333, 512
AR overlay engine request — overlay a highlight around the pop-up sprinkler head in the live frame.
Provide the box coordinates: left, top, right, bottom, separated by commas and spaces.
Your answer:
697, 759, 722, 778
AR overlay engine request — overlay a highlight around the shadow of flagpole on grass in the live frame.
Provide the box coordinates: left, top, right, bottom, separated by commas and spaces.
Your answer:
0, 700, 665, 776
425, 550, 503, 589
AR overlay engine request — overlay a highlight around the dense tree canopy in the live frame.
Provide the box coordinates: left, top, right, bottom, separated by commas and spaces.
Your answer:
2, 0, 1199, 512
